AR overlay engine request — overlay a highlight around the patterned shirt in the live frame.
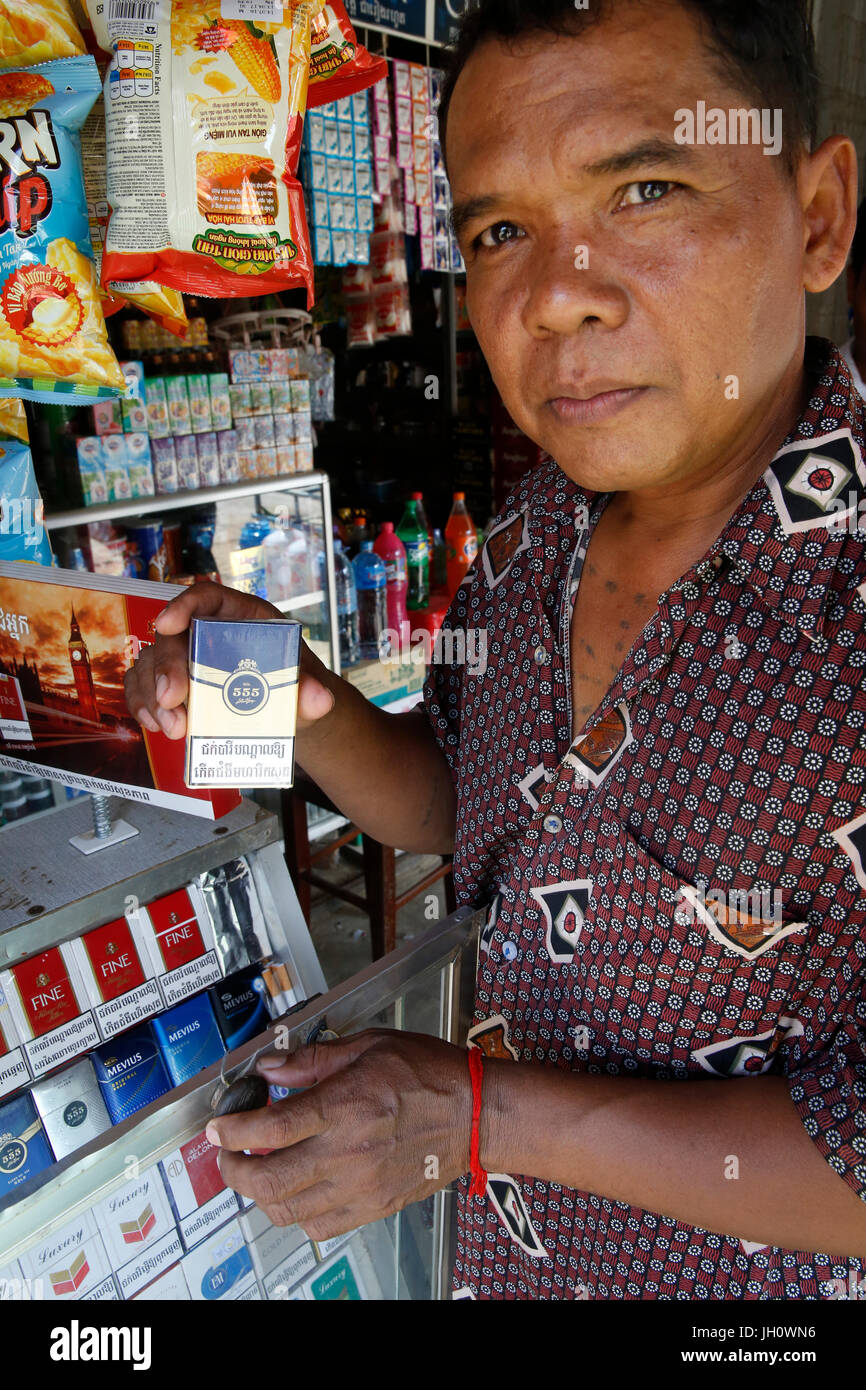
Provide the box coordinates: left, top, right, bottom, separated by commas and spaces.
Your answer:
424, 338, 866, 1300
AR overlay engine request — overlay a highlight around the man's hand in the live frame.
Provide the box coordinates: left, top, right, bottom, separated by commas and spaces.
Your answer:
205, 1031, 472, 1241
123, 582, 335, 740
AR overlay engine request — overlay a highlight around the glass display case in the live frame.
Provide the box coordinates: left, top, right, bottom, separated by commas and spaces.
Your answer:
0, 795, 479, 1302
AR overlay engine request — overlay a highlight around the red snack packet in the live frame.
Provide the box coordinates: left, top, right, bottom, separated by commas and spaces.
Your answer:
308, 0, 387, 107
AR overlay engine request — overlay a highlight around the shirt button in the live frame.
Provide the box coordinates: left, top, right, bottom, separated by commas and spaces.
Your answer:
502, 941, 518, 962
543, 814, 563, 834
534, 646, 549, 666
712, 556, 723, 569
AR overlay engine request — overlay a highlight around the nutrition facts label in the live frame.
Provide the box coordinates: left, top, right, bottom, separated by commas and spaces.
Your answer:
108, 41, 154, 97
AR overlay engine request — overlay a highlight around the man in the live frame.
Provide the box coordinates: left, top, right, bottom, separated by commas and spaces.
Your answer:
842, 197, 866, 397
127, 0, 866, 1299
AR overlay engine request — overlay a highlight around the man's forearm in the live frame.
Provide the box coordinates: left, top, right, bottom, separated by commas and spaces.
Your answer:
480, 1062, 866, 1259
296, 661, 456, 855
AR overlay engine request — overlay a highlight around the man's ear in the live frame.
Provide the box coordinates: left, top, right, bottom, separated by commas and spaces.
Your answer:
800, 136, 859, 295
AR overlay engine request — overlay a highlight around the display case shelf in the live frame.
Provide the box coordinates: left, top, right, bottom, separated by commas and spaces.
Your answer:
43, 472, 329, 531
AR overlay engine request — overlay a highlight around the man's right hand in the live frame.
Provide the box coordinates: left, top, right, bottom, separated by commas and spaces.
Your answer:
123, 582, 336, 741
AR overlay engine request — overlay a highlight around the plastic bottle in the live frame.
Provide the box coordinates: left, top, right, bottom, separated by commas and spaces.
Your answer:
397, 499, 429, 611
374, 522, 408, 633
445, 492, 479, 599
353, 542, 388, 661
263, 526, 292, 602
432, 527, 447, 591
333, 539, 360, 667
410, 492, 434, 557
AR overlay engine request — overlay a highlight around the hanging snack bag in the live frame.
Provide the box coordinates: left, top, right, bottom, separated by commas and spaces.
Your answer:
0, 395, 27, 442
307, 1, 386, 107
0, 402, 53, 565
87, 0, 321, 304
81, 96, 188, 337
0, 0, 86, 68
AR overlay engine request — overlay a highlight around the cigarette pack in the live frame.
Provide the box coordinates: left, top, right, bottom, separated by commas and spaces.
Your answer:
0, 1091, 54, 1198
93, 1164, 183, 1298
133, 886, 222, 1007
302, 1247, 366, 1301
180, 1220, 257, 1301
160, 1130, 239, 1249
0, 947, 100, 1078
70, 913, 162, 1040
0, 982, 29, 1100
208, 967, 270, 1051
91, 1025, 173, 1125
185, 619, 301, 789
18, 1210, 113, 1300
313, 1228, 360, 1261
254, 1225, 317, 1295
30, 1058, 112, 1159
151, 994, 225, 1088
132, 1262, 191, 1300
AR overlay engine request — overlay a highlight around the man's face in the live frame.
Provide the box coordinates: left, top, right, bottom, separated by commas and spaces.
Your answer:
446, 0, 811, 494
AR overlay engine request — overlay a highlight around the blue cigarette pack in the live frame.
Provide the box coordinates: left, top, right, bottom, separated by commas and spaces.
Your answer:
92, 1025, 172, 1124
208, 968, 270, 1052
0, 1091, 54, 1198
151, 994, 225, 1087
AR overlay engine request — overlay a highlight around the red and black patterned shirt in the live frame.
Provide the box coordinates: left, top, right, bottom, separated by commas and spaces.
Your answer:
424, 338, 866, 1300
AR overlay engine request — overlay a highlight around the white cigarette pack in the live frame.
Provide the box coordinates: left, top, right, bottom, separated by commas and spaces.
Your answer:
18, 1210, 114, 1301
132, 1263, 191, 1301
160, 1129, 239, 1249
30, 1058, 112, 1159
92, 1164, 183, 1298
180, 1220, 257, 1301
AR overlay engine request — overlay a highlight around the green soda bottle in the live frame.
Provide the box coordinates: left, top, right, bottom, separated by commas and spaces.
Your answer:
397, 499, 430, 610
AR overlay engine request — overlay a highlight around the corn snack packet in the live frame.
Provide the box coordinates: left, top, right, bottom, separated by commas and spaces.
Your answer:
307, 1, 385, 107
0, 0, 86, 69
0, 395, 27, 441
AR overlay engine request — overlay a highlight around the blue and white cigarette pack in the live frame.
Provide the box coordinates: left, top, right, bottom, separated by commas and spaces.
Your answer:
92, 1025, 172, 1124
208, 967, 270, 1051
151, 994, 225, 1087
0, 1091, 53, 1198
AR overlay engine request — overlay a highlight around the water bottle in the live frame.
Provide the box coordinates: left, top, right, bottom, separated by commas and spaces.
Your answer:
263, 527, 292, 602
333, 539, 360, 667
353, 542, 388, 660
397, 499, 429, 610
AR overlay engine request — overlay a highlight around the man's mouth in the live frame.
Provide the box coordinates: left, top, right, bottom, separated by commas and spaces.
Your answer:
548, 384, 649, 424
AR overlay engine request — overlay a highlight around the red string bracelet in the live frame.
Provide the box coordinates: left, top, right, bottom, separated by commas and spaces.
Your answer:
467, 1046, 488, 1199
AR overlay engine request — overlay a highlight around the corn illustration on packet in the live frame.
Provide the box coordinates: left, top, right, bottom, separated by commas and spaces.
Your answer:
87, 0, 322, 303
0, 55, 126, 402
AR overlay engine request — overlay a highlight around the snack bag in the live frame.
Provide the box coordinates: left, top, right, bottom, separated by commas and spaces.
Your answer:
0, 0, 85, 68
81, 96, 188, 337
0, 412, 54, 565
307, 1, 386, 107
87, 0, 321, 303
0, 56, 126, 401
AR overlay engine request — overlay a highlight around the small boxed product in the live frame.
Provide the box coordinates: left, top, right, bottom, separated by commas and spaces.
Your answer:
274, 413, 294, 445
276, 445, 296, 476
185, 618, 302, 789
236, 417, 257, 452
76, 436, 109, 507
217, 429, 240, 484
120, 360, 146, 397
166, 376, 192, 435
102, 434, 133, 503
91, 1024, 173, 1125
250, 382, 272, 417
181, 1220, 257, 1301
151, 994, 225, 1087
295, 443, 314, 473
144, 378, 170, 438
161, 1129, 239, 1249
121, 395, 148, 434
237, 449, 258, 482
208, 374, 232, 432
133, 1263, 191, 1300
18, 1210, 114, 1299
290, 378, 311, 411
152, 436, 179, 494
0, 947, 99, 1079
208, 967, 270, 1051
30, 1058, 111, 1160
187, 374, 213, 434
0, 1091, 54, 1198
256, 1227, 317, 1297
93, 398, 123, 436
0, 984, 29, 1100
93, 1164, 183, 1298
228, 383, 252, 419
302, 1247, 367, 1301
196, 432, 220, 488
175, 434, 200, 491
256, 446, 277, 479
295, 412, 313, 443
126, 432, 156, 498
254, 415, 276, 448
71, 913, 163, 1040
132, 886, 222, 1006
269, 381, 291, 414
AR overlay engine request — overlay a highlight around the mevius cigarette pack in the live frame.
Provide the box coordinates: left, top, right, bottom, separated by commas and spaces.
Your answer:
91, 1025, 172, 1125
71, 913, 162, 1040
31, 1058, 112, 1160
132, 886, 221, 1007
160, 1130, 239, 1250
0, 946, 100, 1078
0, 983, 29, 1100
18, 1210, 114, 1300
151, 994, 225, 1087
0, 1091, 54, 1199
208, 967, 270, 1051
93, 1165, 183, 1298
185, 619, 301, 789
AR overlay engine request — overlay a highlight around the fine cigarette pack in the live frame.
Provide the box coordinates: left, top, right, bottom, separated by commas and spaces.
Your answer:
93, 1164, 183, 1298
0, 982, 29, 1100
132, 886, 222, 1007
160, 1129, 239, 1249
30, 1058, 112, 1160
151, 993, 225, 1087
0, 1091, 54, 1198
91, 1025, 173, 1125
185, 619, 301, 789
71, 912, 163, 1040
0, 946, 100, 1079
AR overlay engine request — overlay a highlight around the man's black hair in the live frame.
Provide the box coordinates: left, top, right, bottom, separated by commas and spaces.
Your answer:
438, 0, 819, 178
852, 198, 866, 282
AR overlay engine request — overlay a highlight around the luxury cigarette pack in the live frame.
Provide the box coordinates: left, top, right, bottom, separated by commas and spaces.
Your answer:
185, 619, 301, 789
0, 1091, 54, 1198
160, 1129, 239, 1249
0, 947, 99, 1078
151, 994, 225, 1088
93, 1165, 183, 1298
0, 982, 29, 1100
18, 1209, 113, 1300
302, 1248, 366, 1301
71, 913, 162, 1040
30, 1058, 112, 1160
91, 1025, 173, 1125
132, 886, 222, 1007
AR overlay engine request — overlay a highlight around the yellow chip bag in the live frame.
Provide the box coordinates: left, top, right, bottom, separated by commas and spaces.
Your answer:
0, 0, 85, 69
0, 55, 126, 401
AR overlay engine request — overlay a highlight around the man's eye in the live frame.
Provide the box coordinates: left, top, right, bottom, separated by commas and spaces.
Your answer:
619, 180, 679, 208
476, 222, 524, 249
